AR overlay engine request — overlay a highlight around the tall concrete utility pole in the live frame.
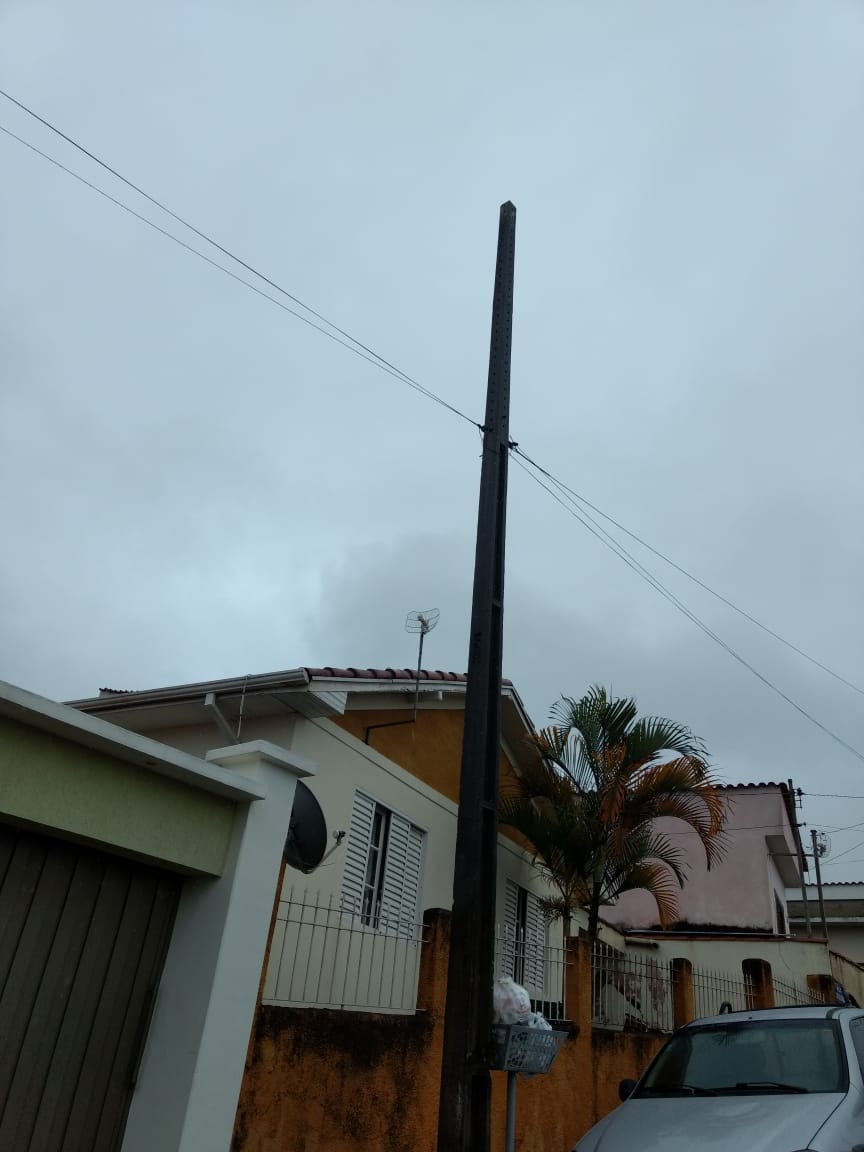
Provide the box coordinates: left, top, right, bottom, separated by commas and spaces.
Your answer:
437, 201, 516, 1152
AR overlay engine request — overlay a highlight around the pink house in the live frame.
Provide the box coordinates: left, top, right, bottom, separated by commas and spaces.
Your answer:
601, 783, 808, 935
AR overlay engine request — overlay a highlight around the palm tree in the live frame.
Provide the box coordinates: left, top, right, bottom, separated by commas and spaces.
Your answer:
500, 685, 727, 943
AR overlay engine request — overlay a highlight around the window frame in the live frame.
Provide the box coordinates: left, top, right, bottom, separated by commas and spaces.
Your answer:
341, 790, 426, 938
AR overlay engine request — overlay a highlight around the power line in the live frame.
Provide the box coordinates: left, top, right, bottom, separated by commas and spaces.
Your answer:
511, 451, 864, 767
1, 123, 450, 394
820, 837, 864, 865
512, 446, 864, 700
0, 98, 478, 430
662, 823, 808, 834
805, 792, 864, 801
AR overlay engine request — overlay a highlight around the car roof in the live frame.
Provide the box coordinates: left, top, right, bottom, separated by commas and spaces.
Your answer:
684, 1005, 864, 1028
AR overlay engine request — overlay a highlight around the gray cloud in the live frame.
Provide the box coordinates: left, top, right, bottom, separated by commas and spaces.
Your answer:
2, 0, 864, 871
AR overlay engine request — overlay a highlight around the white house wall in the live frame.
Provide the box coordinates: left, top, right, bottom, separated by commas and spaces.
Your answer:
137, 709, 563, 1012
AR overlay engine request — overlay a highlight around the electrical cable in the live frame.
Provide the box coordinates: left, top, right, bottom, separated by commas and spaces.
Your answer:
511, 451, 864, 767
0, 109, 478, 430
512, 446, 864, 700
818, 837, 864, 865
803, 793, 864, 801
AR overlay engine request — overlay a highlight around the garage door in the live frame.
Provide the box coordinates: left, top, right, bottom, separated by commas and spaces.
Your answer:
0, 823, 181, 1152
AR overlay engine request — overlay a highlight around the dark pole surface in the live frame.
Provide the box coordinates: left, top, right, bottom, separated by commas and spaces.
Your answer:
437, 201, 516, 1152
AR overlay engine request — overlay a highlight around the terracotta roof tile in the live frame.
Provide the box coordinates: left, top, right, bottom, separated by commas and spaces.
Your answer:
304, 667, 514, 687
716, 782, 788, 791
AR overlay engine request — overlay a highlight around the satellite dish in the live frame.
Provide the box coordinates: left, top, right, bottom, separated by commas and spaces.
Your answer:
284, 781, 328, 873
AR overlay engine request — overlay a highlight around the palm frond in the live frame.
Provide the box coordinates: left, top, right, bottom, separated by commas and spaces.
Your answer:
511, 685, 727, 939
619, 860, 682, 927
625, 716, 706, 764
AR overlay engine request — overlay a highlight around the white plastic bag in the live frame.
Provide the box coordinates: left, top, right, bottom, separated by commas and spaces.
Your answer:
493, 977, 531, 1025
527, 1010, 552, 1031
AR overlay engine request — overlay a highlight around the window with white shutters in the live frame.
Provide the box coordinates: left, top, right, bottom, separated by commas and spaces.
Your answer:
522, 888, 545, 994
341, 791, 425, 938
501, 879, 546, 1000
501, 879, 519, 979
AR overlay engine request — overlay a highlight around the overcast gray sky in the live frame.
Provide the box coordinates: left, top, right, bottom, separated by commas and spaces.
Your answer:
3, 1, 864, 873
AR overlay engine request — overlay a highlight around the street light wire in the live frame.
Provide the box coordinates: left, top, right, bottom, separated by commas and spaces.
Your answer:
0, 96, 478, 430
511, 450, 864, 767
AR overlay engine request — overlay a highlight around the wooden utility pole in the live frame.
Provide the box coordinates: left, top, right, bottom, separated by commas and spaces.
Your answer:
437, 201, 516, 1152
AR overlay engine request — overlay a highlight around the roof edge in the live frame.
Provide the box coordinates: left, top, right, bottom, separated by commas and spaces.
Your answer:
1, 679, 265, 801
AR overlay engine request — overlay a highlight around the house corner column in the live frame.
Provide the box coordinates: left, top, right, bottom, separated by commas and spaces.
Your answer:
121, 740, 315, 1152
417, 908, 451, 1014
807, 973, 835, 1005
565, 936, 593, 1032
671, 958, 694, 1028
743, 959, 775, 1010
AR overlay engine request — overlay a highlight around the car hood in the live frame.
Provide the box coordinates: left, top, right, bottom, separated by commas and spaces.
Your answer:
576, 1093, 844, 1152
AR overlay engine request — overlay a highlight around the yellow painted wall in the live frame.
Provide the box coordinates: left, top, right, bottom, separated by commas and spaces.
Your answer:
0, 715, 236, 875
334, 707, 526, 848
235, 1009, 662, 1152
233, 911, 663, 1152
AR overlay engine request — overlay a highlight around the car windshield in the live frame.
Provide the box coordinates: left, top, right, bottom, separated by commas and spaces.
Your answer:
634, 1019, 847, 1096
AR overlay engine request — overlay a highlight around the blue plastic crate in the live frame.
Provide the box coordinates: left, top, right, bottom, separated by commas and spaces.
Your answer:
492, 1024, 568, 1074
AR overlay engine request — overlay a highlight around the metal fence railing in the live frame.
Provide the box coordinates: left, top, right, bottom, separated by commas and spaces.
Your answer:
494, 925, 568, 1023
691, 966, 752, 1019
262, 889, 427, 1014
592, 941, 674, 1032
773, 973, 820, 1008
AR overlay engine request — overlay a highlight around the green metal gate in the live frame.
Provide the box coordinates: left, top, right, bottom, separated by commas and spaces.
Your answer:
0, 822, 180, 1152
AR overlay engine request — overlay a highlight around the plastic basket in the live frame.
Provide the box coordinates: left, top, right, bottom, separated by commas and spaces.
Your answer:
491, 1024, 568, 1075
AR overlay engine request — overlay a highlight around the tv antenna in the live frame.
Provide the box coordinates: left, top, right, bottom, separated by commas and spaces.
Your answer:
362, 608, 441, 745
405, 608, 440, 720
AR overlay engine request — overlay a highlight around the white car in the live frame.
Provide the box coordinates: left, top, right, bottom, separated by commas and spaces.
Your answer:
573, 1006, 864, 1152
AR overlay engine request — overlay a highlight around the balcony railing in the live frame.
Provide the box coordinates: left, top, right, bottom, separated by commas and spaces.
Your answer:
262, 888, 427, 1014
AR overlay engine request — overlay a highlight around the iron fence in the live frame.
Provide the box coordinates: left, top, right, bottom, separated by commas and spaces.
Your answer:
262, 889, 427, 1014
773, 973, 821, 1008
592, 941, 674, 1032
691, 966, 752, 1019
494, 925, 568, 1023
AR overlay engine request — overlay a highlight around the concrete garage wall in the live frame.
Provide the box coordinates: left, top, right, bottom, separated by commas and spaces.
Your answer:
0, 715, 235, 875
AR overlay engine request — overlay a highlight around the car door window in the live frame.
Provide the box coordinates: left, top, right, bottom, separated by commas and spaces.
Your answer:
849, 1018, 864, 1081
